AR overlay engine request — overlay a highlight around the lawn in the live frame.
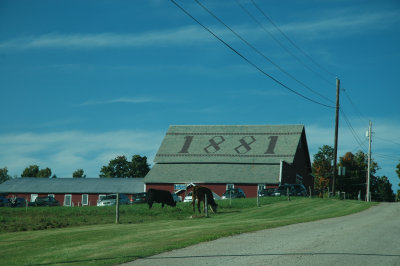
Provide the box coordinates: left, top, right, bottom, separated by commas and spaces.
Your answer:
0, 197, 376, 265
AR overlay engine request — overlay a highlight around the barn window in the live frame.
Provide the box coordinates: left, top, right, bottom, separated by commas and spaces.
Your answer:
226, 184, 234, 190
82, 194, 88, 206
30, 194, 38, 202
258, 184, 265, 192
48, 194, 55, 198
174, 184, 186, 190
64, 194, 72, 207
98, 194, 106, 201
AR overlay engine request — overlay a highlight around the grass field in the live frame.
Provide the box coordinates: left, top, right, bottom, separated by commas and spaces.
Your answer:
0, 197, 376, 265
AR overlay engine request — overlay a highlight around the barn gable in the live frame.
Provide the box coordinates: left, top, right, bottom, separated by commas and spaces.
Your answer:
146, 125, 311, 186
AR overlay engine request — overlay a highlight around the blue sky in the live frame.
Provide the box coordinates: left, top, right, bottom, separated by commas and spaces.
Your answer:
0, 0, 399, 190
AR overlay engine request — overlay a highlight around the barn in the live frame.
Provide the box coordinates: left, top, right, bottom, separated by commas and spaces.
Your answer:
0, 177, 145, 206
145, 125, 313, 197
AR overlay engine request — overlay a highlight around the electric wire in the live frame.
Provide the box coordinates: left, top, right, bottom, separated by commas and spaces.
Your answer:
172, 0, 398, 171
373, 153, 399, 161
195, 0, 335, 105
340, 108, 368, 153
236, 0, 335, 87
342, 88, 369, 125
341, 90, 399, 162
375, 136, 400, 147
250, 0, 337, 79
170, 0, 335, 109
352, 139, 368, 153
341, 109, 399, 175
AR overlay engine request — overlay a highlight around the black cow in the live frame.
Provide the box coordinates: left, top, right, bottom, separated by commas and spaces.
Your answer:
192, 186, 218, 213
146, 189, 176, 209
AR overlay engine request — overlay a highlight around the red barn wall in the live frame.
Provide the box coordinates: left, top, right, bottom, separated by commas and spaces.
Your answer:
7, 193, 30, 201
3, 192, 135, 207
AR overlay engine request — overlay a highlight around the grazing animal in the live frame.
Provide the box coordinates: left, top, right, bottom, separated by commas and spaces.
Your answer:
146, 189, 176, 209
192, 186, 218, 213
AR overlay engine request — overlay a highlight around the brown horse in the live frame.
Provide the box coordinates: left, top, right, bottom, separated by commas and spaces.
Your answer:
192, 186, 218, 213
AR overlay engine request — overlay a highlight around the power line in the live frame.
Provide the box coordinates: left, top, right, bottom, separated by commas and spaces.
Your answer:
250, 0, 337, 79
373, 153, 399, 161
236, 0, 335, 87
170, 0, 335, 109
195, 0, 335, 105
340, 108, 399, 164
342, 88, 369, 125
341, 92, 399, 162
352, 139, 368, 153
375, 136, 400, 147
341, 91, 399, 161
340, 108, 368, 152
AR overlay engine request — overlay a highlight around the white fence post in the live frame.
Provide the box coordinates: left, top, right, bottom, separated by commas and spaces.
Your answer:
116, 193, 120, 224
204, 194, 208, 217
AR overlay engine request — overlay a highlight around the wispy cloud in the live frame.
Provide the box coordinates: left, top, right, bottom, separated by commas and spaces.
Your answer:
245, 89, 289, 97
0, 26, 214, 50
0, 23, 267, 50
78, 97, 158, 106
0, 6, 397, 51
0, 130, 164, 178
281, 9, 399, 39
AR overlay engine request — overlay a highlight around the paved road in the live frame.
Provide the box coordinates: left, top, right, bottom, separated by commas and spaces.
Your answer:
125, 203, 400, 266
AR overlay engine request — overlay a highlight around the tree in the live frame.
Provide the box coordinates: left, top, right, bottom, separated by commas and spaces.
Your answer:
73, 169, 86, 178
100, 155, 130, 178
129, 155, 150, 177
338, 151, 379, 200
100, 155, 150, 178
0, 167, 11, 184
21, 165, 52, 178
312, 145, 334, 196
37, 168, 52, 178
370, 176, 395, 202
21, 165, 39, 177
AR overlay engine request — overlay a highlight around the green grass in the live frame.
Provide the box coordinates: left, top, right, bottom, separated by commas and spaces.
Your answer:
0, 197, 376, 265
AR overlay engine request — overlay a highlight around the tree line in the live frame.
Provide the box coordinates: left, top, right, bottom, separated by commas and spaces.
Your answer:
312, 145, 399, 202
0, 154, 150, 182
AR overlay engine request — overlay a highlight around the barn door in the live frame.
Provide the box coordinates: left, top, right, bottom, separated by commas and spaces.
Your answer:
30, 194, 38, 202
64, 194, 72, 206
226, 184, 234, 190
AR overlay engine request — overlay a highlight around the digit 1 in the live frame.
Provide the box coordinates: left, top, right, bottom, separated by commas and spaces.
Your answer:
265, 136, 278, 154
178, 136, 194, 154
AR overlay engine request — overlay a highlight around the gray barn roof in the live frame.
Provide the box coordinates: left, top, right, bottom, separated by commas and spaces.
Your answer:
146, 163, 281, 184
146, 124, 308, 184
154, 125, 303, 164
0, 178, 145, 194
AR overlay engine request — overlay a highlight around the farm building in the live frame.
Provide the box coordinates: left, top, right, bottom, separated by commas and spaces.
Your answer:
0, 177, 145, 206
145, 125, 313, 197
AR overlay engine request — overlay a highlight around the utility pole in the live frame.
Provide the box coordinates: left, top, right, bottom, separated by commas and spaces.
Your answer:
332, 78, 340, 196
366, 121, 372, 202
